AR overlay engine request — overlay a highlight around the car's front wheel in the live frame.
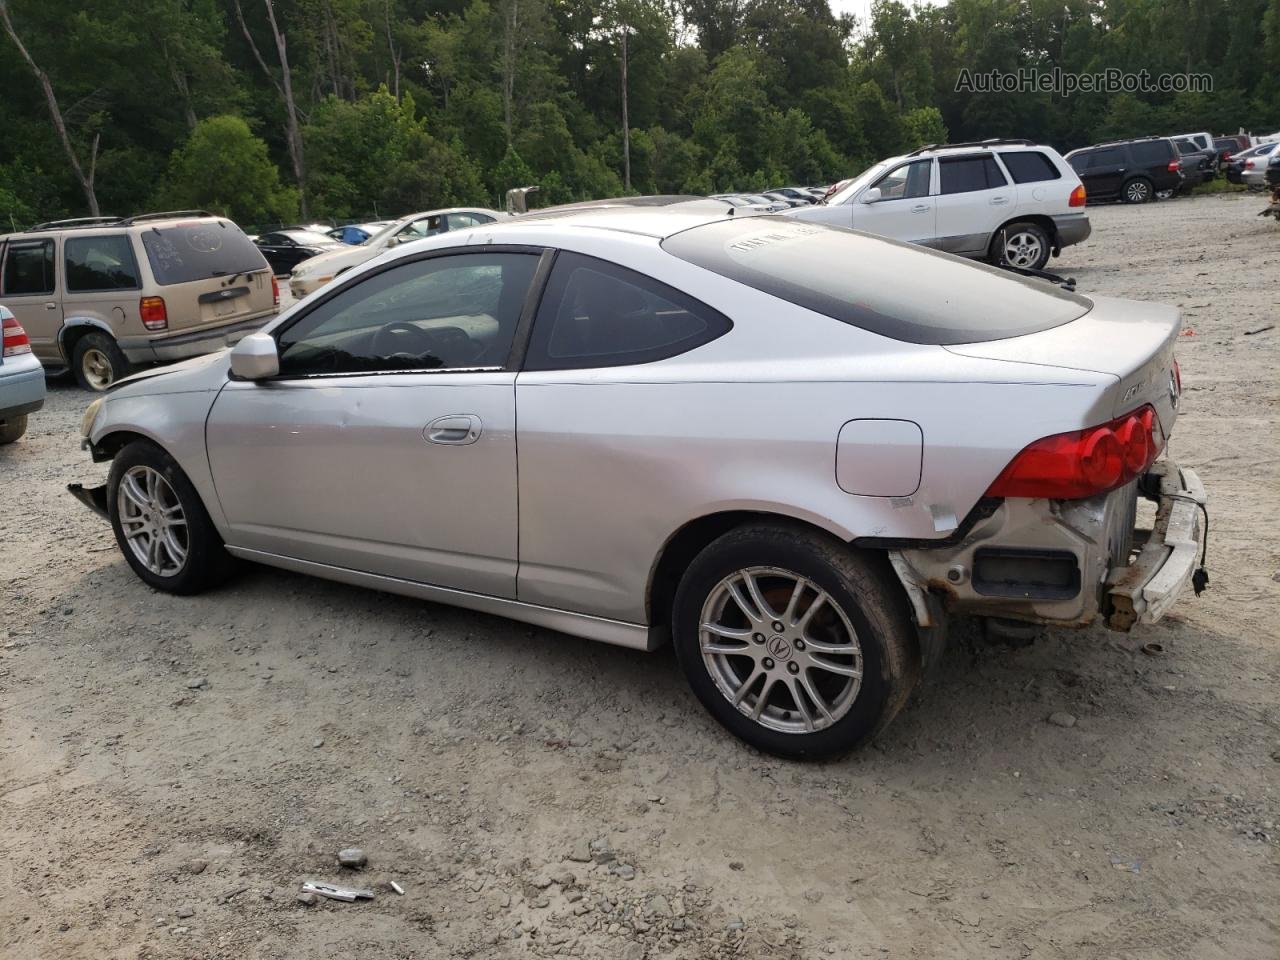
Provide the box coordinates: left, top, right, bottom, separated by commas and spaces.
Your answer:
672, 524, 919, 759
108, 440, 234, 594
1121, 177, 1153, 204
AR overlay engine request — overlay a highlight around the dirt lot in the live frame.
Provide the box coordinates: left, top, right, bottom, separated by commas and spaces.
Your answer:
2, 193, 1278, 960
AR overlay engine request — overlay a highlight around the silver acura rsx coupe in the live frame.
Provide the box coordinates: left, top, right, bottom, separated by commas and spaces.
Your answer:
69, 197, 1206, 758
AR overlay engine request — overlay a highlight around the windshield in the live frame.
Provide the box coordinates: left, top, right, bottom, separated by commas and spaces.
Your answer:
661, 218, 1093, 345
827, 161, 890, 204
140, 220, 268, 286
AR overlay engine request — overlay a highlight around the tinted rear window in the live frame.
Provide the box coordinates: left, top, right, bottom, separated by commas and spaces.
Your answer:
1130, 140, 1174, 164
938, 155, 1006, 193
661, 219, 1092, 345
1000, 151, 1061, 183
140, 220, 268, 286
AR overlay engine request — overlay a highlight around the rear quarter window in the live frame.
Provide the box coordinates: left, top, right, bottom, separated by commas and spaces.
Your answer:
65, 234, 140, 292
661, 218, 1092, 345
1000, 151, 1062, 183
1130, 140, 1175, 164
140, 220, 268, 286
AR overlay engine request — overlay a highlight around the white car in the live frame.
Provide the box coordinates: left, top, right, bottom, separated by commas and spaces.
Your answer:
789, 140, 1091, 271
289, 208, 507, 298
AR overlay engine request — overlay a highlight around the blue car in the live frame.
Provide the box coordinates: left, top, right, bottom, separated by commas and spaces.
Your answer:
0, 305, 45, 444
327, 221, 393, 245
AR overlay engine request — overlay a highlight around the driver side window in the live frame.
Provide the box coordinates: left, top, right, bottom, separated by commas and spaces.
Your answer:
276, 251, 540, 377
872, 160, 931, 200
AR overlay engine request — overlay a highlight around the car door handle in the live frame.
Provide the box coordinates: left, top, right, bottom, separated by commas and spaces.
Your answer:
44, 302, 57, 310
910, 204, 931, 213
990, 196, 1010, 205
424, 414, 481, 445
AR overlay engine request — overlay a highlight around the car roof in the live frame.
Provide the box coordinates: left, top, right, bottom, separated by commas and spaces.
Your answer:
484, 197, 733, 241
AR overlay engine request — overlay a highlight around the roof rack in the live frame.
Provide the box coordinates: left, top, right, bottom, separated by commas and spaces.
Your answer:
27, 216, 122, 231
116, 210, 218, 226
906, 138, 1035, 157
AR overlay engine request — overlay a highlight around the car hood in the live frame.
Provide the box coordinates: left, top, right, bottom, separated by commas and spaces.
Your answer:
293, 242, 383, 277
108, 349, 231, 398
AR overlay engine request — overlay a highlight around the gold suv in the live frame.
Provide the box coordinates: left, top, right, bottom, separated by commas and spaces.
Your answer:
0, 211, 278, 390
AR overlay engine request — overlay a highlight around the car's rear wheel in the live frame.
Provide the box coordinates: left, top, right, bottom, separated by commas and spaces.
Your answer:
672, 523, 919, 759
994, 222, 1051, 271
108, 440, 234, 594
0, 414, 28, 445
72, 332, 132, 392
1121, 177, 1153, 204
1155, 187, 1177, 200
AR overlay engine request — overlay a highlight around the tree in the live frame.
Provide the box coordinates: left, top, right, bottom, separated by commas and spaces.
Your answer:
0, 0, 100, 214
232, 0, 309, 216
158, 115, 298, 224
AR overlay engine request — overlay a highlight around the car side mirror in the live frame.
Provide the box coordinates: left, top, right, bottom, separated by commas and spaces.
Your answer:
229, 332, 279, 381
861, 187, 882, 204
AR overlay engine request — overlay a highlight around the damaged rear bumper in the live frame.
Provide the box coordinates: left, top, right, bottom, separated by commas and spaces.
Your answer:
889, 458, 1205, 634
1103, 461, 1205, 629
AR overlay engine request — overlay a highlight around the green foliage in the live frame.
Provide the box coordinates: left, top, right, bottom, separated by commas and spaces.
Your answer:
157, 115, 298, 224
0, 0, 1274, 222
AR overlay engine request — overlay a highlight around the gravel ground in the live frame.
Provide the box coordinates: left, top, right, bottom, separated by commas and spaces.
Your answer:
2, 193, 1278, 960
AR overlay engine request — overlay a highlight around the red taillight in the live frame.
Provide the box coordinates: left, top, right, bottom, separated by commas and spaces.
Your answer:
1069, 184, 1086, 207
140, 296, 168, 331
1167, 160, 1180, 172
985, 405, 1163, 500
271, 275, 280, 306
1246, 159, 1255, 169
2, 314, 32, 357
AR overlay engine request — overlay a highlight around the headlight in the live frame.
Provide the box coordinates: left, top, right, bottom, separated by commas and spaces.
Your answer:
81, 397, 105, 438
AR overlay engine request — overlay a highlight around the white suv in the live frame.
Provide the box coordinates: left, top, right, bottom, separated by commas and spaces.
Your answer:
789, 139, 1090, 271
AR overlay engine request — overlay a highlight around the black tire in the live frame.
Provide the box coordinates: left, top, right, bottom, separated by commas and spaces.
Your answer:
72, 331, 132, 392
107, 439, 235, 594
1121, 177, 1153, 204
1155, 188, 1177, 200
672, 523, 919, 759
992, 221, 1052, 271
0, 414, 27, 445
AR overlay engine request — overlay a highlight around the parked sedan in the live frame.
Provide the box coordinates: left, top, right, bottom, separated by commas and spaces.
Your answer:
69, 198, 1204, 758
766, 186, 817, 204
1232, 142, 1279, 186
289, 208, 505, 299
0, 306, 45, 444
253, 229, 344, 277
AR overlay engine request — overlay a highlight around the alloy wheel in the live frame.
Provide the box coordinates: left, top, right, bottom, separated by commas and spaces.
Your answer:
81, 348, 115, 390
116, 465, 189, 577
1002, 231, 1044, 269
699, 566, 863, 734
1126, 180, 1150, 202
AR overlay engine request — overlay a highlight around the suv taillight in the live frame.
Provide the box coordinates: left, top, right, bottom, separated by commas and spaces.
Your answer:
2, 314, 32, 357
140, 296, 168, 331
1246, 159, 1255, 169
1068, 184, 1086, 207
271, 275, 280, 306
1167, 160, 1180, 172
985, 405, 1164, 500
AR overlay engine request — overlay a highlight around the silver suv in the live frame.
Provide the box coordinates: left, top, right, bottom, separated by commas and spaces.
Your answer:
0, 211, 278, 390
790, 139, 1091, 271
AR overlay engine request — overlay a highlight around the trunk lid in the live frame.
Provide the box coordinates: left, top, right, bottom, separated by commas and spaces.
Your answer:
945, 294, 1183, 431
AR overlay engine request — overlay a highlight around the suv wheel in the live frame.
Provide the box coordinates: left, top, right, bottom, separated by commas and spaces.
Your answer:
1121, 177, 1153, 204
0, 414, 28, 445
107, 440, 235, 594
994, 222, 1051, 271
672, 523, 919, 759
1155, 187, 1177, 200
73, 332, 132, 392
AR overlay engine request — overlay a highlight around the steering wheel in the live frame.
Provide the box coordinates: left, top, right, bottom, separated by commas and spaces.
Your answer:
370, 320, 484, 365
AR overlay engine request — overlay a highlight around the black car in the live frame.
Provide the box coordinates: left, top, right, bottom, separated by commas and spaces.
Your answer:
252, 229, 344, 276
1065, 137, 1182, 204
